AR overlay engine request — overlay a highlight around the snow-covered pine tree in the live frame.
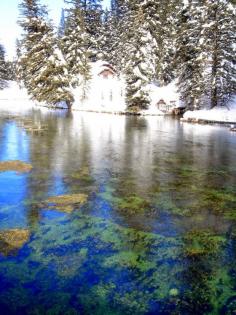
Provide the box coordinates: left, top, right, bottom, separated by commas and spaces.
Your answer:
141, 0, 181, 86
18, 0, 74, 109
65, 0, 103, 61
124, 5, 154, 111
175, 0, 205, 110
200, 0, 236, 108
108, 0, 129, 72
61, 1, 91, 90
156, 0, 182, 85
99, 9, 114, 62
85, 0, 103, 61
0, 43, 8, 89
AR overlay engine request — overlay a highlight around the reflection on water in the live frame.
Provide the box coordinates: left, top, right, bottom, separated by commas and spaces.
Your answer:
0, 107, 236, 314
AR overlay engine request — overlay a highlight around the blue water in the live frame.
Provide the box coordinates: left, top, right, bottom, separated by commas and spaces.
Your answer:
0, 109, 236, 314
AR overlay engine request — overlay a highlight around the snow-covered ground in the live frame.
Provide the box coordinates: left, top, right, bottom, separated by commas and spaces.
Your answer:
0, 82, 34, 109
183, 99, 236, 124
1, 80, 235, 124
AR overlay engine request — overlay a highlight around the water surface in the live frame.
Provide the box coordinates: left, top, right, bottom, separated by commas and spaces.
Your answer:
0, 107, 236, 314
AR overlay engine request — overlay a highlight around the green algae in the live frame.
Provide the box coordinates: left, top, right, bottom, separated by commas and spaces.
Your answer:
52, 248, 88, 277
66, 166, 94, 185
208, 268, 235, 314
193, 187, 236, 218
0, 212, 232, 315
155, 195, 190, 217
183, 230, 226, 258
98, 184, 155, 216
115, 195, 152, 215
112, 291, 149, 315
41, 193, 88, 213
0, 160, 33, 173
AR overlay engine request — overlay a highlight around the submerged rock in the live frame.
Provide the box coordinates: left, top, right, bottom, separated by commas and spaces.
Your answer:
42, 193, 88, 213
0, 160, 33, 173
0, 229, 30, 256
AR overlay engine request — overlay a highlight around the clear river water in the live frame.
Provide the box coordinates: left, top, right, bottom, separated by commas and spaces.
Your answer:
0, 107, 236, 315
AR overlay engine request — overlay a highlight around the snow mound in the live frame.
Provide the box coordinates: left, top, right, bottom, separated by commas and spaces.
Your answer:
183, 100, 236, 123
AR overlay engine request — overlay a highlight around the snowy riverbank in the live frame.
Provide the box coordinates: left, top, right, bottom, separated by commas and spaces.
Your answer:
182, 101, 236, 125
0, 78, 180, 116
1, 80, 236, 124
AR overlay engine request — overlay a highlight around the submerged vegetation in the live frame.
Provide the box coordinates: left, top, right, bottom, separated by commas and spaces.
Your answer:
0, 160, 33, 173
115, 195, 152, 215
41, 194, 88, 213
0, 229, 30, 256
0, 213, 235, 314
0, 114, 236, 314
183, 230, 226, 258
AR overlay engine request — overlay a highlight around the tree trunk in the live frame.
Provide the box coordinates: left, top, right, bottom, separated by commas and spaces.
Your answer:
66, 100, 72, 111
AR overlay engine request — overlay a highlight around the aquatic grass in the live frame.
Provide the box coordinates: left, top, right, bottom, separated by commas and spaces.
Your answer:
0, 160, 33, 173
115, 195, 152, 215
183, 230, 226, 258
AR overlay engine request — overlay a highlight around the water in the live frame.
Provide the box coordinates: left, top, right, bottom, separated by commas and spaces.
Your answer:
0, 107, 236, 315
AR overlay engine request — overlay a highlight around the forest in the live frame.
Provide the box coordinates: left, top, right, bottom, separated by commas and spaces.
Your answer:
0, 0, 235, 112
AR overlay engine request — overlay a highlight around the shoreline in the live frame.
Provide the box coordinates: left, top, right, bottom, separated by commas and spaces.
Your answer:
180, 117, 236, 129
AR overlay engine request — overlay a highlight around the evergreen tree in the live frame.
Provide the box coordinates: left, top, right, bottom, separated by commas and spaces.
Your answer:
200, 0, 236, 108
97, 0, 129, 72
64, 0, 103, 61
61, 2, 91, 89
141, 0, 181, 86
113, 0, 130, 71
99, 9, 114, 61
18, 0, 74, 109
125, 6, 154, 111
0, 43, 8, 89
175, 1, 205, 110
176, 0, 235, 110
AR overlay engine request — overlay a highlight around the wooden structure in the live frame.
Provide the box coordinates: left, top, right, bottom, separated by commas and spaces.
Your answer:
98, 64, 116, 79
156, 98, 185, 115
156, 99, 172, 112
